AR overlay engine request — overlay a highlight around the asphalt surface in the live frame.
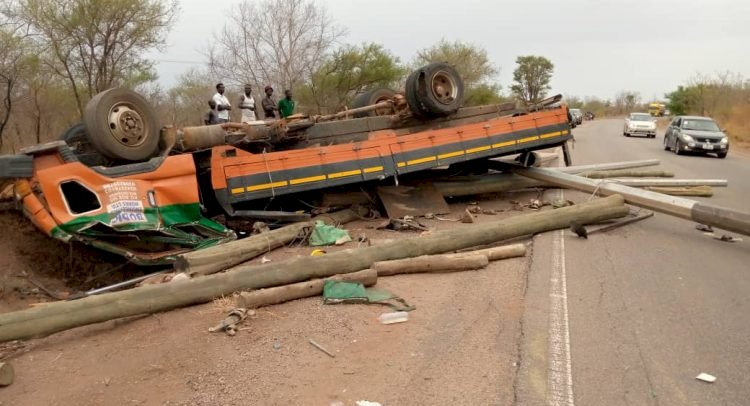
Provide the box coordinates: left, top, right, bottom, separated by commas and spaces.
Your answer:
523, 119, 750, 405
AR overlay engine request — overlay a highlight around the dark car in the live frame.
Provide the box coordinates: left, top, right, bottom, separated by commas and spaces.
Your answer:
664, 115, 729, 158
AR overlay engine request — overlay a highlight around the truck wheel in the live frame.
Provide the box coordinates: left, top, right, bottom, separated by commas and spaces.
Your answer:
84, 88, 160, 162
351, 88, 396, 117
60, 123, 109, 167
405, 62, 464, 118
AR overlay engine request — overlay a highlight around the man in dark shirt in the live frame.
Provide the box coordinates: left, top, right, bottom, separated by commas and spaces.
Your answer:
278, 89, 296, 118
262, 86, 278, 119
204, 100, 219, 125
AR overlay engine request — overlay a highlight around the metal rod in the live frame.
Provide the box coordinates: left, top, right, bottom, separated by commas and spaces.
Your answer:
316, 101, 393, 122
76, 270, 170, 299
605, 179, 728, 187
512, 165, 750, 236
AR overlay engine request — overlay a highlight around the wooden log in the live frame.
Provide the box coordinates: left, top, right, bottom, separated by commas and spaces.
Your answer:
373, 254, 489, 276
0, 195, 628, 342
451, 243, 527, 260
0, 362, 14, 387
643, 186, 713, 197
175, 208, 361, 276
236, 269, 377, 309
579, 169, 674, 179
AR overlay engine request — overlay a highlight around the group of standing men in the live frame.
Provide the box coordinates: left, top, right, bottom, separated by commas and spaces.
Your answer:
204, 83, 296, 125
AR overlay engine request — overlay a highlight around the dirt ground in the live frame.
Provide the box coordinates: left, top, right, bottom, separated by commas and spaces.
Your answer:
0, 190, 541, 405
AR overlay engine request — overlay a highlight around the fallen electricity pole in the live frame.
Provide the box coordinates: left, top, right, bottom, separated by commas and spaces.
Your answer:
511, 165, 750, 236
0, 195, 628, 342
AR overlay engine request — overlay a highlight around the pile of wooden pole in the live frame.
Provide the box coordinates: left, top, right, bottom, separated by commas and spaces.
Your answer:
0, 195, 629, 342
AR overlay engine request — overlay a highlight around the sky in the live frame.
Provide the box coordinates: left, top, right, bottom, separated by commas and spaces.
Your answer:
148, 0, 750, 102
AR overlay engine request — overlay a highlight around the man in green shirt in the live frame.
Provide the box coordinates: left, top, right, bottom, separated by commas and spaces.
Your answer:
278, 89, 296, 118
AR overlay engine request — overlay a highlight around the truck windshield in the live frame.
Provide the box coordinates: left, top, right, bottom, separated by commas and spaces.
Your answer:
682, 119, 720, 132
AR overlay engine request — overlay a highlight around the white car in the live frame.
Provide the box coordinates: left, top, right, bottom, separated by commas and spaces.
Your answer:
623, 113, 657, 138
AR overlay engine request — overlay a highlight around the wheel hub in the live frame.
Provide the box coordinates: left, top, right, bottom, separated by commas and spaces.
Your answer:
430, 71, 458, 105
108, 104, 147, 147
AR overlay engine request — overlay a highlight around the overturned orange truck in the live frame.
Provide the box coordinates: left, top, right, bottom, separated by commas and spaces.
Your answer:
0, 63, 574, 265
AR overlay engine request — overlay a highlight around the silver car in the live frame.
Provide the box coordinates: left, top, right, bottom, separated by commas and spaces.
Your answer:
623, 113, 657, 138
663, 115, 729, 158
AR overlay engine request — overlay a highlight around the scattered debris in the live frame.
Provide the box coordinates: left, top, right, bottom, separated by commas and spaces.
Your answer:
467, 205, 482, 214
310, 220, 352, 247
587, 210, 654, 235
308, 338, 336, 358
715, 235, 742, 243
377, 311, 409, 325
695, 224, 714, 233
252, 221, 271, 234
551, 199, 575, 209
481, 209, 498, 215
0, 361, 15, 387
696, 372, 716, 383
510, 200, 524, 211
377, 184, 450, 219
260, 256, 272, 264
356, 401, 382, 406
460, 209, 475, 223
208, 308, 251, 336
310, 249, 327, 256
389, 217, 429, 232
570, 221, 588, 239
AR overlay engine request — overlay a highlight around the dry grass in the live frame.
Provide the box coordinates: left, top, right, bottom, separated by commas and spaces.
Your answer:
724, 103, 750, 143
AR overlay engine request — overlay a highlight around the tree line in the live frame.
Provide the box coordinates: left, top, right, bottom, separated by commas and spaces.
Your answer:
1, 0, 557, 154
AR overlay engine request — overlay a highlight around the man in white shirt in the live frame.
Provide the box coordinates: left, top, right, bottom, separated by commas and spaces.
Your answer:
238, 84, 256, 123
212, 83, 231, 123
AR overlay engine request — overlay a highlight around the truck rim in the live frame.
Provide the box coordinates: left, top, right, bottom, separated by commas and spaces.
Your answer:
108, 103, 148, 147
430, 71, 458, 105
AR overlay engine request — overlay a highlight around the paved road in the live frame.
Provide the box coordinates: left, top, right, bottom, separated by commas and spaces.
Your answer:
520, 119, 750, 405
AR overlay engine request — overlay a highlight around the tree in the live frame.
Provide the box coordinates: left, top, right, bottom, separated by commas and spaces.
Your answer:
613, 90, 641, 114
415, 40, 503, 106
163, 68, 215, 127
511, 55, 554, 104
11, 0, 178, 118
0, 22, 34, 149
297, 43, 405, 114
208, 0, 345, 93
415, 40, 498, 88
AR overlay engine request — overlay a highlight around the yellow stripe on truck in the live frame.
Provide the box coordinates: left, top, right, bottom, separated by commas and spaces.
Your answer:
246, 180, 289, 192
328, 169, 362, 179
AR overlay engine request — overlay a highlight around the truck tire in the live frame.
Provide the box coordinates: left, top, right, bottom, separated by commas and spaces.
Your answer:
405, 62, 464, 118
84, 88, 160, 162
60, 123, 109, 167
351, 88, 396, 117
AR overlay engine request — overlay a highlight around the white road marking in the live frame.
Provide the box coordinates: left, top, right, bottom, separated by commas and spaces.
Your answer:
547, 150, 574, 405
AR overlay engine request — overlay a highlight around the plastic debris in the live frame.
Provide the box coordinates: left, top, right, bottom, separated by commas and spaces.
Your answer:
356, 401, 382, 406
310, 249, 327, 256
696, 372, 716, 383
695, 224, 714, 233
309, 220, 351, 246
378, 311, 409, 325
261, 256, 271, 264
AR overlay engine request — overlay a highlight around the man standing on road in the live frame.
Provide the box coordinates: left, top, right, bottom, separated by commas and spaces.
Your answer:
262, 86, 278, 119
212, 83, 231, 123
204, 100, 219, 125
278, 89, 296, 119
239, 84, 257, 123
